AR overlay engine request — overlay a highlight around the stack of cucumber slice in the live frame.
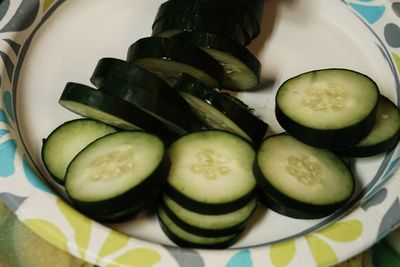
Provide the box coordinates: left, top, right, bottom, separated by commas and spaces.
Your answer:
274, 68, 400, 155
254, 69, 400, 219
42, 120, 169, 222
135, 0, 263, 91
158, 130, 257, 248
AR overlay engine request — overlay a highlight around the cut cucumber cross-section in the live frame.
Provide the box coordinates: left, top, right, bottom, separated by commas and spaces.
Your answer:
165, 130, 256, 214
41, 119, 117, 184
173, 32, 261, 90
342, 95, 400, 157
174, 74, 268, 145
157, 206, 241, 248
65, 131, 168, 222
275, 69, 379, 150
127, 37, 224, 88
161, 194, 256, 237
254, 133, 355, 219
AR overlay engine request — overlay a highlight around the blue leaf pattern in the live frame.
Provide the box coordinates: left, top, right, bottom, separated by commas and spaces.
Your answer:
22, 154, 52, 193
0, 129, 9, 137
383, 157, 400, 179
349, 3, 385, 24
0, 108, 10, 127
0, 139, 16, 177
2, 91, 14, 122
226, 249, 252, 267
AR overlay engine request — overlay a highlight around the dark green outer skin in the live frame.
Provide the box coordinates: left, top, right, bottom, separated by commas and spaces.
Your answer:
172, 31, 261, 90
340, 132, 400, 157
91, 58, 195, 119
159, 197, 256, 237
275, 69, 380, 150
41, 118, 117, 185
152, 14, 246, 46
276, 104, 378, 150
127, 37, 224, 88
253, 151, 355, 219
174, 74, 268, 145
90, 58, 183, 103
65, 133, 170, 223
340, 95, 400, 157
157, 207, 243, 249
98, 78, 204, 134
153, 0, 254, 44
155, 0, 259, 38
59, 82, 179, 142
164, 182, 256, 215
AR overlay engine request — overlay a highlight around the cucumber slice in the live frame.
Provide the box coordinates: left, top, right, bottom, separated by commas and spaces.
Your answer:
157, 206, 241, 248
98, 78, 203, 135
276, 69, 379, 150
254, 133, 355, 219
174, 74, 268, 145
153, 0, 252, 44
165, 130, 256, 214
58, 82, 178, 140
91, 58, 171, 92
152, 13, 246, 46
127, 37, 224, 88
65, 131, 167, 221
90, 58, 192, 112
342, 95, 400, 157
173, 32, 261, 90
161, 194, 256, 237
41, 119, 117, 184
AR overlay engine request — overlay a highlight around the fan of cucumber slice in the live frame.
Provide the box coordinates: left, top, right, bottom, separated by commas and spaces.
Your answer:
39, 0, 400, 249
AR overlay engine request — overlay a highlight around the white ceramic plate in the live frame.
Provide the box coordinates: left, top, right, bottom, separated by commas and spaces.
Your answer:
1, 0, 400, 266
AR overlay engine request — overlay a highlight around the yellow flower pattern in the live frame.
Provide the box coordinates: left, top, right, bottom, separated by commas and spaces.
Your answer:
306, 235, 338, 266
23, 219, 69, 253
97, 230, 130, 263
105, 248, 161, 267
270, 240, 296, 267
43, 0, 55, 12
269, 220, 363, 267
56, 199, 92, 259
